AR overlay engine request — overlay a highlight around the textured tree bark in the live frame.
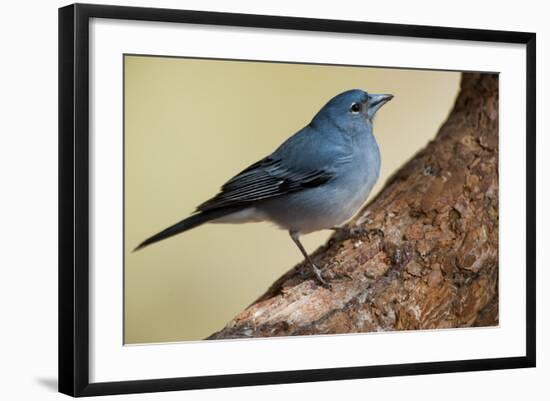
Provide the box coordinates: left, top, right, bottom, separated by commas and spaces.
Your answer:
208, 72, 499, 340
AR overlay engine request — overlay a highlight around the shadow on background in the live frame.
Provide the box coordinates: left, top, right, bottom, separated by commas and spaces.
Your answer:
35, 377, 57, 392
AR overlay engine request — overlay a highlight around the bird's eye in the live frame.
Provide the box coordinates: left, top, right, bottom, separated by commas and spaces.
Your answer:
350, 102, 361, 113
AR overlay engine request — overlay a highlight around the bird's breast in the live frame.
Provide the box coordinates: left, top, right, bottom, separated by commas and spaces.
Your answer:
255, 133, 381, 234
335, 135, 381, 219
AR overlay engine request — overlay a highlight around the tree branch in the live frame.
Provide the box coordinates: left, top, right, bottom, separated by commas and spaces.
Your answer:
208, 73, 499, 340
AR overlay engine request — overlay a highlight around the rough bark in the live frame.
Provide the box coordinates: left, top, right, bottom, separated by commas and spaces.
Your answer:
208, 73, 499, 340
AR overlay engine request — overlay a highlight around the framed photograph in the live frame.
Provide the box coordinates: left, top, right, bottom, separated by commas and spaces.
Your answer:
58, 3, 536, 397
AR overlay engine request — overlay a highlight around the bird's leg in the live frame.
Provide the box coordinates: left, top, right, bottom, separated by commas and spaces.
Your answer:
330, 225, 365, 238
289, 231, 330, 288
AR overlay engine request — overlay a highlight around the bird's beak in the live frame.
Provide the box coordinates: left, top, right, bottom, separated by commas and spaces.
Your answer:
367, 93, 393, 120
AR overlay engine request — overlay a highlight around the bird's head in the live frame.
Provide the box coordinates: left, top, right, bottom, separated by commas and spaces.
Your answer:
311, 89, 393, 131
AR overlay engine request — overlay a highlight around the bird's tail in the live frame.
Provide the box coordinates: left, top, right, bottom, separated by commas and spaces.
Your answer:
133, 208, 235, 252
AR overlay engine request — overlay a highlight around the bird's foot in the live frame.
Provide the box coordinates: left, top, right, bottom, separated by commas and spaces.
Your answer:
297, 263, 352, 288
330, 225, 368, 240
298, 263, 332, 288
311, 264, 332, 289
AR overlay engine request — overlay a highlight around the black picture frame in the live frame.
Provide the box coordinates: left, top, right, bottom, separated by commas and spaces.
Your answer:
58, 3, 536, 397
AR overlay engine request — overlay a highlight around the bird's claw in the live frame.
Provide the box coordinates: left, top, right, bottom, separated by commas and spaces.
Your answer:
311, 264, 332, 289
297, 263, 331, 288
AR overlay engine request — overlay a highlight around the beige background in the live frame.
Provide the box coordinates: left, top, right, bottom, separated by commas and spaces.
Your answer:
124, 55, 460, 344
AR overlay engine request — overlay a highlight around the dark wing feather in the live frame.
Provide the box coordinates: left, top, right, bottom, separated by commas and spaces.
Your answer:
196, 157, 332, 212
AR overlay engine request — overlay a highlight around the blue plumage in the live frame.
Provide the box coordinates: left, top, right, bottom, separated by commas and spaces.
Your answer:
135, 89, 393, 286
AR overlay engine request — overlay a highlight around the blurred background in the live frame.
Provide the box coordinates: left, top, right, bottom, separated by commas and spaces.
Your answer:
124, 55, 460, 343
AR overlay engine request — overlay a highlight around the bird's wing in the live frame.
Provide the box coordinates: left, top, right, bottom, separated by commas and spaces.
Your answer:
196, 156, 333, 212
